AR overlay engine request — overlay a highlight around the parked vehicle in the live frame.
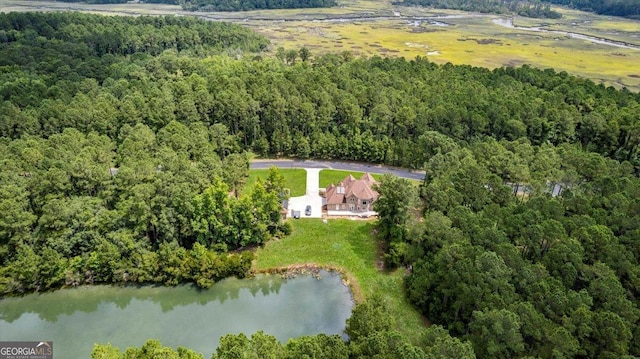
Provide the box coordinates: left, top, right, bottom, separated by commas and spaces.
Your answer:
305, 205, 312, 216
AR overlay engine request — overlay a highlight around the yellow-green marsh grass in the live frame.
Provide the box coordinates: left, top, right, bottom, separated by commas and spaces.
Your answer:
4, 0, 640, 89
258, 14, 640, 90
589, 19, 640, 33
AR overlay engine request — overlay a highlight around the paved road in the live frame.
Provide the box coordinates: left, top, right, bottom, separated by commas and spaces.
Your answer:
250, 159, 425, 181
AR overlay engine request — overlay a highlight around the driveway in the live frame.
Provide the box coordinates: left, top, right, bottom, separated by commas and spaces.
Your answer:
287, 168, 323, 219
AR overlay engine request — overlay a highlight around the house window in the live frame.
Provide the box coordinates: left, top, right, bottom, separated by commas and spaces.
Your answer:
362, 200, 367, 206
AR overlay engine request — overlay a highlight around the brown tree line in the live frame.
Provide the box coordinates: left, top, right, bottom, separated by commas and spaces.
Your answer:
179, 0, 337, 11
541, 0, 640, 19
46, 0, 337, 11
392, 0, 562, 19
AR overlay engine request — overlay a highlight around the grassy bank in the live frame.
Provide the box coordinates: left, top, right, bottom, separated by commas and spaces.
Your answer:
253, 218, 427, 343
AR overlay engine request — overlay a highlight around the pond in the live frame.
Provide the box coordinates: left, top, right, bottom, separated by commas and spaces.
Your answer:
0, 270, 353, 358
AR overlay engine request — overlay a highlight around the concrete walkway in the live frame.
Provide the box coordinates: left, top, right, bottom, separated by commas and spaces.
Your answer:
287, 168, 323, 219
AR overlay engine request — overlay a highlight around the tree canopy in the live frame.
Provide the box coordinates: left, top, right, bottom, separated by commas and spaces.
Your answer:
0, 123, 285, 294
393, 134, 640, 357
1, 14, 638, 174
2, 11, 640, 358
541, 0, 640, 19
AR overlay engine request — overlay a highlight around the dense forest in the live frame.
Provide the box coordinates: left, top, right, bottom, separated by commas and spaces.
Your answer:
0, 13, 279, 294
1, 14, 638, 172
541, 0, 640, 19
392, 0, 562, 19
2, 11, 640, 358
373, 139, 640, 357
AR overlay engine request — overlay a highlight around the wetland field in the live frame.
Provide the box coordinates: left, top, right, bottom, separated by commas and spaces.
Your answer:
2, 0, 640, 89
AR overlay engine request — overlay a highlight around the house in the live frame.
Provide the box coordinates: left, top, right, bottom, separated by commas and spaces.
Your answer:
325, 173, 379, 215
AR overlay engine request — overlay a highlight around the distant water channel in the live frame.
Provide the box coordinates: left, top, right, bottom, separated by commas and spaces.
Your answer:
493, 18, 640, 50
0, 270, 353, 358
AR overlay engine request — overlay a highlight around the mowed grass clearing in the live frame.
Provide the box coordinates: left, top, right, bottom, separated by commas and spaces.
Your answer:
253, 218, 427, 343
244, 168, 307, 196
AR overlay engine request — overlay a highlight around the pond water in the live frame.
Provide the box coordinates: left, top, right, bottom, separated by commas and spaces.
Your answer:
0, 270, 353, 358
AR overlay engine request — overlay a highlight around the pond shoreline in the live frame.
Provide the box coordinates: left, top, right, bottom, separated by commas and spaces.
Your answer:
0, 257, 361, 304
252, 263, 362, 303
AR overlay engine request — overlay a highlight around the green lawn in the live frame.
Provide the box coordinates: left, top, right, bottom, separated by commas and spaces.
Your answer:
319, 169, 382, 188
253, 219, 427, 343
244, 169, 307, 197
320, 169, 420, 187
